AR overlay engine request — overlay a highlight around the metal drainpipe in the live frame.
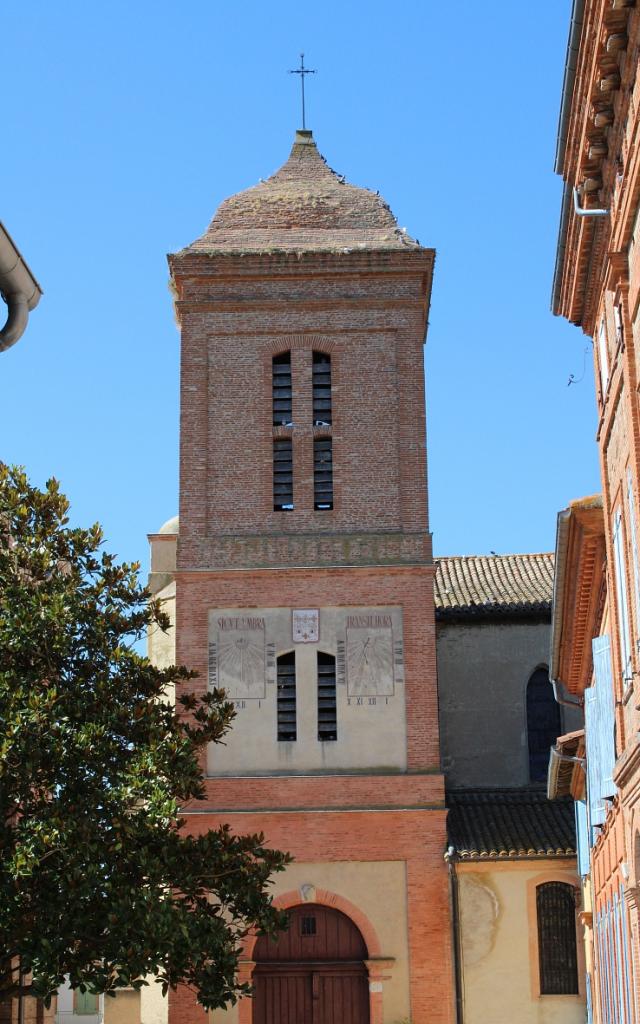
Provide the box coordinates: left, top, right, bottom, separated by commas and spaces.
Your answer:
444, 846, 463, 1024
572, 187, 609, 218
0, 292, 30, 352
551, 676, 583, 709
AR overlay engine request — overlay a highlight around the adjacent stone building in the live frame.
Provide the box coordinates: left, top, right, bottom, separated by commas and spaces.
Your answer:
435, 553, 584, 1024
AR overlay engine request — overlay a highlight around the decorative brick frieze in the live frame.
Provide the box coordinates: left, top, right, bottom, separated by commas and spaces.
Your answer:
177, 530, 431, 572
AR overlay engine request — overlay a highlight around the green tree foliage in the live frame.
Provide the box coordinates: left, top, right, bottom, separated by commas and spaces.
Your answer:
0, 465, 290, 1008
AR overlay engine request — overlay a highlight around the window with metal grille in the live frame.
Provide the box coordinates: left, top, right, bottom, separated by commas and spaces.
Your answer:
273, 439, 293, 511
277, 652, 296, 741
272, 352, 292, 426
312, 351, 332, 426
301, 916, 317, 936
536, 882, 579, 994
314, 438, 333, 510
317, 652, 337, 741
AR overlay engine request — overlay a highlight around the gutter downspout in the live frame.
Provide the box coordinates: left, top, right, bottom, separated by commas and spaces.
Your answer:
0, 221, 42, 352
551, 676, 583, 709
572, 187, 609, 218
444, 845, 463, 1024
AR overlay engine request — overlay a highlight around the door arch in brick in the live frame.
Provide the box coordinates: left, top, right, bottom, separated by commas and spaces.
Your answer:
252, 904, 370, 1024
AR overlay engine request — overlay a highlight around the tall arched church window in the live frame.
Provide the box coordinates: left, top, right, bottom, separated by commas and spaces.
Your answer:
312, 351, 332, 426
277, 652, 296, 741
536, 882, 579, 994
527, 667, 560, 783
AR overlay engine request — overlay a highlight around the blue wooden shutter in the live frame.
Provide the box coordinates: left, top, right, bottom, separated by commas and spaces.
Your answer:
586, 636, 616, 827
575, 799, 590, 875
613, 508, 632, 684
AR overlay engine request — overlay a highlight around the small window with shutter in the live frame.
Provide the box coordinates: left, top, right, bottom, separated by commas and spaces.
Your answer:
272, 353, 292, 426
312, 351, 332, 426
317, 652, 337, 741
277, 652, 296, 741
74, 991, 99, 1016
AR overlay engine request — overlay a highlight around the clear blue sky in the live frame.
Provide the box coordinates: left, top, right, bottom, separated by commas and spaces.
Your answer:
1, 0, 599, 568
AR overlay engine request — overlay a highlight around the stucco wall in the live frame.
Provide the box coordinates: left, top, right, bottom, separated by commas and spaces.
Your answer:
105, 992, 141, 1024
457, 861, 584, 1024
437, 618, 581, 788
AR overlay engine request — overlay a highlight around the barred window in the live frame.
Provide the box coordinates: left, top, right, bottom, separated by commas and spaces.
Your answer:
536, 882, 579, 994
317, 652, 337, 741
312, 351, 332, 426
273, 439, 293, 511
314, 437, 333, 510
277, 652, 296, 742
272, 352, 292, 426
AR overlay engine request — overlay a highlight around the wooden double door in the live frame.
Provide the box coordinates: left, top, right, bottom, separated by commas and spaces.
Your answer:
252, 905, 370, 1024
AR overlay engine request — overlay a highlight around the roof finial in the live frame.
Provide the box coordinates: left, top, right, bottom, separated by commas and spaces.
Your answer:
288, 52, 316, 131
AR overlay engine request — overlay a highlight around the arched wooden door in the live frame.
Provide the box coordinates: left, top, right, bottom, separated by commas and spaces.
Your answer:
252, 904, 370, 1024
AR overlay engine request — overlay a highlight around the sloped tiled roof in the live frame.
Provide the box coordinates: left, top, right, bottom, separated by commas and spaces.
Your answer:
435, 553, 554, 618
447, 788, 576, 860
182, 130, 423, 255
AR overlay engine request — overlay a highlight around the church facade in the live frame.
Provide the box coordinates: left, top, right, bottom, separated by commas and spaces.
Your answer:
155, 129, 456, 1024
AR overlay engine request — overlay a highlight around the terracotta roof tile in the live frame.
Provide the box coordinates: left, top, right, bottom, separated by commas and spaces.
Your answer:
182, 130, 422, 255
447, 788, 576, 860
435, 553, 554, 618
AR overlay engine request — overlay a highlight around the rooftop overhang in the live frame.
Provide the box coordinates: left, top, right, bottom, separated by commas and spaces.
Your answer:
551, 0, 636, 329
550, 494, 606, 695
548, 729, 586, 800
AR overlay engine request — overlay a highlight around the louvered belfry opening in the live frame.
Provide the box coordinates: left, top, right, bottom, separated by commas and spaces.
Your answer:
536, 882, 579, 994
273, 439, 293, 511
277, 652, 297, 741
273, 352, 293, 426
312, 351, 332, 426
317, 652, 337, 741
313, 437, 333, 510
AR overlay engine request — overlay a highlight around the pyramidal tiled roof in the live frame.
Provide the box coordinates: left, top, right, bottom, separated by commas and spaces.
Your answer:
434, 553, 554, 618
447, 788, 576, 860
183, 130, 422, 255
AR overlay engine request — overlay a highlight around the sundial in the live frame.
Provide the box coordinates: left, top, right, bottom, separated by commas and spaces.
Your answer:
346, 626, 394, 697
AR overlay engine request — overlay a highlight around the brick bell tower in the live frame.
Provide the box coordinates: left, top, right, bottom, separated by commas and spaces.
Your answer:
161, 129, 455, 1024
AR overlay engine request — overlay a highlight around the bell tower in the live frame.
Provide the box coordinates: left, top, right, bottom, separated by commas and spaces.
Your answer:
162, 129, 455, 1024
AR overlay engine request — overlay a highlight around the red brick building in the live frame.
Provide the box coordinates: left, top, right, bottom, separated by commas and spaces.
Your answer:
151, 129, 456, 1024
549, 0, 640, 1020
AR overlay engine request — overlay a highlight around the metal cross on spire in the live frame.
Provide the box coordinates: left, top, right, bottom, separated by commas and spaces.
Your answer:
288, 53, 316, 130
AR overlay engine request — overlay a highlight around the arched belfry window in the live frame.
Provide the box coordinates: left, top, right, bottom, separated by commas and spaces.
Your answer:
536, 882, 579, 994
312, 351, 332, 426
527, 666, 560, 783
317, 652, 337, 741
277, 652, 296, 742
273, 352, 292, 426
